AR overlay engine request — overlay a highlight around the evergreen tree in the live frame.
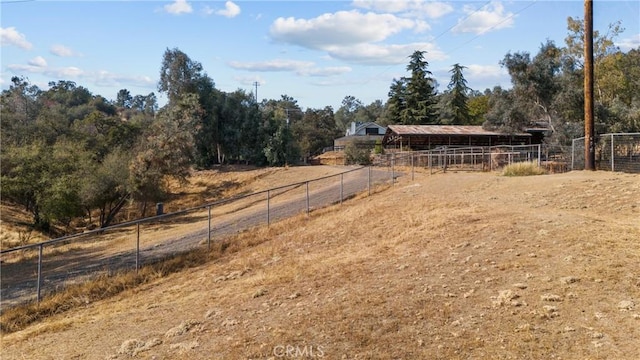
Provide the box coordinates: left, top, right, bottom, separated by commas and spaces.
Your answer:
386, 51, 437, 125
447, 64, 471, 125
385, 78, 407, 125
402, 50, 438, 124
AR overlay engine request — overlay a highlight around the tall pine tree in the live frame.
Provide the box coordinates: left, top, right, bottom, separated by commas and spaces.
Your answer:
387, 51, 438, 124
447, 63, 471, 125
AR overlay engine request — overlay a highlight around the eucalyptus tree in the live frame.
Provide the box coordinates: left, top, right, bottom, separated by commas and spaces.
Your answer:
358, 99, 386, 125
128, 93, 200, 217
335, 95, 363, 132
158, 48, 206, 106
489, 41, 562, 135
0, 76, 41, 145
467, 90, 490, 125
483, 86, 528, 133
292, 106, 340, 163
116, 89, 133, 108
260, 96, 302, 166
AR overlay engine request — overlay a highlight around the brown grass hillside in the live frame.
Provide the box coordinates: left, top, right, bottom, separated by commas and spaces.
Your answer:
2, 169, 639, 359
0, 165, 348, 250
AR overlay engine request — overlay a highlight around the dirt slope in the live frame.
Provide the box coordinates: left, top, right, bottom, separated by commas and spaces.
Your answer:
2, 170, 639, 360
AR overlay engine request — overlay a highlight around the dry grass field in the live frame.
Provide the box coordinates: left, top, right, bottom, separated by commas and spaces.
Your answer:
0, 165, 348, 250
1, 167, 639, 359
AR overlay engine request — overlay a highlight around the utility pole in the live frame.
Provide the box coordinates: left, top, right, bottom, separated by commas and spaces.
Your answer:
584, 0, 595, 170
253, 81, 260, 103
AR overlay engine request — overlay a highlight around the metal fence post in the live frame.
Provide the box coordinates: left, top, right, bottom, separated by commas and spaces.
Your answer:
411, 153, 414, 181
611, 133, 615, 171
537, 144, 541, 167
571, 138, 575, 170
267, 190, 271, 225
391, 153, 395, 184
207, 205, 211, 250
368, 166, 371, 196
340, 173, 343, 205
306, 182, 310, 216
36, 244, 43, 303
136, 222, 140, 272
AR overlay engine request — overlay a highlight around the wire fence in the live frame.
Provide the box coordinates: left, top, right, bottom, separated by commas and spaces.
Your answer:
376, 144, 558, 174
5, 136, 636, 310
572, 133, 640, 172
0, 166, 397, 310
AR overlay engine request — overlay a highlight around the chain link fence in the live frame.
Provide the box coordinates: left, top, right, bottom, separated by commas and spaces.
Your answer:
572, 133, 640, 172
1, 166, 397, 310
375, 144, 552, 174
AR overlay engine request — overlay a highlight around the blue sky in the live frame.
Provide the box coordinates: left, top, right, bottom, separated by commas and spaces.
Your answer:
2, 0, 639, 110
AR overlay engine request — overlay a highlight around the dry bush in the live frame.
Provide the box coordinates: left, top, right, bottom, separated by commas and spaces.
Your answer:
502, 161, 547, 176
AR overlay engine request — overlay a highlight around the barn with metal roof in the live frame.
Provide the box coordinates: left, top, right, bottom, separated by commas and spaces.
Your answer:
382, 125, 534, 150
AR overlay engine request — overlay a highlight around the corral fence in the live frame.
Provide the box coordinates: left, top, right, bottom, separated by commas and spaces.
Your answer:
571, 133, 640, 172
374, 144, 573, 176
1, 165, 398, 310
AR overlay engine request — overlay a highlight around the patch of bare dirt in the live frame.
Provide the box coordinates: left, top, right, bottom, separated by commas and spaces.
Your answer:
2, 170, 639, 359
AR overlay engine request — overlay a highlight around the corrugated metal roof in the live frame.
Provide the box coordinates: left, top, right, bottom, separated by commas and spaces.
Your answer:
386, 125, 530, 137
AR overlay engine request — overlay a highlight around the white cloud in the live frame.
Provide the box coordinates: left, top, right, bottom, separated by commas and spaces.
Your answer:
465, 64, 506, 80
326, 42, 447, 65
202, 6, 214, 16
228, 59, 350, 77
50, 44, 78, 57
233, 75, 265, 87
94, 71, 155, 88
1, 27, 33, 50
7, 63, 43, 74
352, 0, 453, 18
8, 63, 84, 78
617, 34, 640, 51
28, 56, 47, 68
413, 19, 430, 33
298, 66, 352, 77
164, 0, 192, 15
229, 59, 314, 72
453, 1, 515, 35
55, 66, 85, 78
6, 60, 155, 90
463, 64, 510, 90
270, 10, 416, 49
216, 1, 241, 18
269, 10, 445, 65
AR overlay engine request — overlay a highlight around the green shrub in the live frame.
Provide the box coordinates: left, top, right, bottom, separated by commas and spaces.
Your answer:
374, 139, 384, 154
344, 141, 372, 165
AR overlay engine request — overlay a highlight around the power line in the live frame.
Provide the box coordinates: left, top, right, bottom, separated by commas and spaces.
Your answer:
431, 0, 493, 43
0, 0, 36, 4
365, 1, 492, 84
359, 0, 538, 92
444, 1, 539, 57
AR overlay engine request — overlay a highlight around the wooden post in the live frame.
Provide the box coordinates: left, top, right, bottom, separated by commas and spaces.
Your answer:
584, 0, 595, 170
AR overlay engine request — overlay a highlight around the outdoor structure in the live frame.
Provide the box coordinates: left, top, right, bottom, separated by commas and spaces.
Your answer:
334, 122, 387, 151
382, 125, 535, 150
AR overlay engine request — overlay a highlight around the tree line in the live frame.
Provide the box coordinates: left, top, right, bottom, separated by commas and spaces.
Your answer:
1, 16, 638, 233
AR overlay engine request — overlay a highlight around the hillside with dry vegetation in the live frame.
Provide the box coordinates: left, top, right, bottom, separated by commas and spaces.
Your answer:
1, 168, 639, 359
